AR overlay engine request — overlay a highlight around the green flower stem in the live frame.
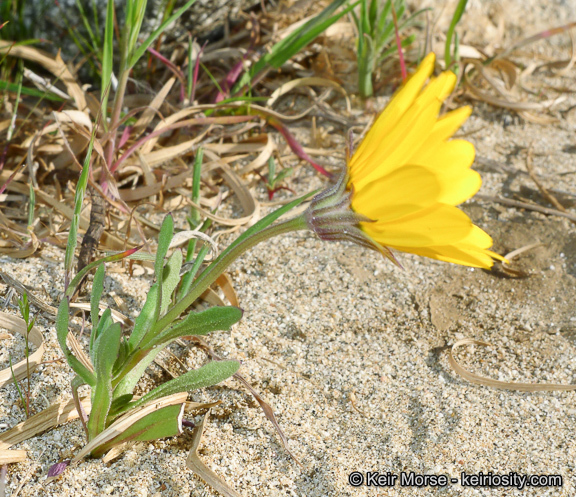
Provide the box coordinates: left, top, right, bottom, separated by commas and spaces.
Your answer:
152, 215, 309, 334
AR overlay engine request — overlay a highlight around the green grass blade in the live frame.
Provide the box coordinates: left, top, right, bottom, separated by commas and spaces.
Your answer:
186, 34, 194, 101
444, 0, 468, 71
154, 215, 174, 320
128, 0, 198, 69
190, 148, 203, 228
7, 59, 23, 142
126, 0, 147, 64
0, 80, 65, 102
64, 136, 94, 289
113, 340, 166, 398
74, 0, 100, 55
91, 0, 101, 45
9, 355, 27, 417
249, 0, 358, 79
101, 0, 115, 123
178, 241, 210, 299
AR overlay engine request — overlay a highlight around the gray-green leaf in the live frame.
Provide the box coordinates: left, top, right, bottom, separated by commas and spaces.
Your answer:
143, 306, 243, 350
125, 360, 240, 413
87, 322, 122, 438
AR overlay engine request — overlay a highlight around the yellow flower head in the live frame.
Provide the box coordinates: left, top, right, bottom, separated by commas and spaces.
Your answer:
347, 52, 503, 268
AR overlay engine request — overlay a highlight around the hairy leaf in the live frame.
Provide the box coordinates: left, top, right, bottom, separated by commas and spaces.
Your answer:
161, 250, 183, 313
144, 306, 242, 350
87, 322, 122, 438
118, 360, 240, 415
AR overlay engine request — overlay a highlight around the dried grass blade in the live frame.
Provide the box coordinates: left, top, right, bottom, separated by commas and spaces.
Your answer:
0, 42, 86, 111
101, 442, 134, 464
190, 336, 297, 463
67, 332, 94, 374
186, 413, 243, 497
53, 110, 93, 131
121, 131, 210, 170
464, 59, 562, 122
115, 113, 254, 171
555, 29, 576, 76
214, 274, 238, 307
3, 182, 127, 251
136, 151, 157, 203
231, 372, 300, 466
238, 135, 276, 175
139, 106, 218, 155
0, 271, 58, 316
171, 150, 260, 227
205, 150, 258, 220
204, 143, 266, 155
169, 230, 219, 258
0, 450, 26, 464
476, 194, 576, 222
199, 288, 227, 307
69, 302, 132, 327
0, 397, 92, 450
491, 21, 576, 62
525, 147, 574, 222
449, 338, 576, 392
499, 242, 543, 277
53, 112, 106, 166
465, 82, 556, 111
184, 400, 221, 412
0, 231, 38, 258
503, 242, 544, 262
267, 77, 348, 109
120, 169, 191, 202
131, 77, 176, 139
0, 311, 44, 389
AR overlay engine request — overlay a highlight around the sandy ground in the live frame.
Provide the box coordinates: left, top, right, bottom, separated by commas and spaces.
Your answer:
2, 0, 576, 496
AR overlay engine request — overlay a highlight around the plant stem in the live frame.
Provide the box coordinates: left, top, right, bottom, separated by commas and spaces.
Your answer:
25, 326, 30, 416
104, 68, 130, 179
153, 215, 309, 334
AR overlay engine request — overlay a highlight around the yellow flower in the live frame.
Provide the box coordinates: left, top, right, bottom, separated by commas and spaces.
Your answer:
348, 52, 503, 268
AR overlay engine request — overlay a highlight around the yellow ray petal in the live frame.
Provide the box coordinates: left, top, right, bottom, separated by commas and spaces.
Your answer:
410, 140, 479, 205
390, 243, 497, 268
351, 166, 441, 223
350, 53, 436, 168
409, 106, 472, 162
350, 98, 440, 185
350, 72, 459, 188
387, 224, 500, 267
457, 224, 494, 249
361, 203, 474, 247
